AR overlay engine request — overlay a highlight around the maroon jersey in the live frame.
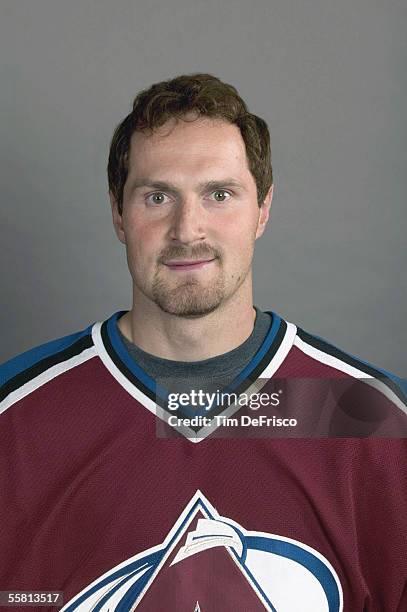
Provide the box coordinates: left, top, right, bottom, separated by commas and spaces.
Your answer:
1, 310, 406, 611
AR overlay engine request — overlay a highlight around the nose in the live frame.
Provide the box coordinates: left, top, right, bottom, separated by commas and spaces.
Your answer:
170, 197, 206, 245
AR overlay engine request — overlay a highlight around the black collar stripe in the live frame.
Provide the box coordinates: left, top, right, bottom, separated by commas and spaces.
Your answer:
1, 335, 94, 403
296, 327, 406, 405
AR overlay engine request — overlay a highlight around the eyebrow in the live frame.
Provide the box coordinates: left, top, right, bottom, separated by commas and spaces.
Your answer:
129, 178, 246, 195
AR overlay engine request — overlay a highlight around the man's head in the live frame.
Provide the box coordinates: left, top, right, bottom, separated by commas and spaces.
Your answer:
108, 73, 273, 216
108, 73, 274, 318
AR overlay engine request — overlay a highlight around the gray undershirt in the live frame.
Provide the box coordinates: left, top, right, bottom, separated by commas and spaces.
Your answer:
117, 306, 272, 398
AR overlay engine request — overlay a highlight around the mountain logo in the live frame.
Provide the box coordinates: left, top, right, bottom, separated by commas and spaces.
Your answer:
61, 490, 343, 611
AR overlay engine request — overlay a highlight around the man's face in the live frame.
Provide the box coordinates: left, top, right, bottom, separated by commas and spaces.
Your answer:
110, 115, 273, 318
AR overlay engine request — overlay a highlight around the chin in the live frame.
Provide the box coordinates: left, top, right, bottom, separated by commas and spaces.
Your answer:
160, 303, 221, 318
153, 284, 225, 318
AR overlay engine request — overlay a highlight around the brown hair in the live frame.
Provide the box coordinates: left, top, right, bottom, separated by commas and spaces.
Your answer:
107, 73, 273, 215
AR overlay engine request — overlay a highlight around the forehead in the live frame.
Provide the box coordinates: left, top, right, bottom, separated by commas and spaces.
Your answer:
126, 116, 250, 175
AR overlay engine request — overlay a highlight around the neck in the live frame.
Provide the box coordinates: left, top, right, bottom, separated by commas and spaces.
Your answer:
118, 282, 257, 362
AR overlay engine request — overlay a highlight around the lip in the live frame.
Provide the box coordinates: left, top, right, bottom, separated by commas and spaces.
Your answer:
164, 258, 216, 271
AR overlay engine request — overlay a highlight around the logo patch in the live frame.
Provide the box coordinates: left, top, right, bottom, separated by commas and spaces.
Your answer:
61, 491, 343, 611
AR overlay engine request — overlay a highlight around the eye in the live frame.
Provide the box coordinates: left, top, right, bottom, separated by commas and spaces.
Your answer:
211, 190, 232, 202
146, 192, 170, 205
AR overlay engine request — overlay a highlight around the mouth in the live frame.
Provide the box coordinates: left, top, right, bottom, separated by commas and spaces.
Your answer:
163, 258, 216, 271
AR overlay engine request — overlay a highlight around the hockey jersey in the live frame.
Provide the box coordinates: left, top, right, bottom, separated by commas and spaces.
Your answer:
1, 309, 406, 611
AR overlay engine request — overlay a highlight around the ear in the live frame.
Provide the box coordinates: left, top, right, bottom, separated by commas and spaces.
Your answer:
255, 183, 274, 239
109, 191, 126, 245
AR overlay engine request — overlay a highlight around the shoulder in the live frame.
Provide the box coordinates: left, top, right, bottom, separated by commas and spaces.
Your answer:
294, 320, 405, 392
275, 313, 407, 422
0, 319, 97, 408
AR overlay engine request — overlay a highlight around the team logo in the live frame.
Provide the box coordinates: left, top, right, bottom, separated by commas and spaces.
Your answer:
61, 491, 343, 611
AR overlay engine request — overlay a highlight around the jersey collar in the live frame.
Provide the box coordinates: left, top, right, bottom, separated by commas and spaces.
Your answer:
92, 310, 297, 442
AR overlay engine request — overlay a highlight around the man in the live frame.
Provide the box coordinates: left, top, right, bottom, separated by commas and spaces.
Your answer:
1, 73, 406, 611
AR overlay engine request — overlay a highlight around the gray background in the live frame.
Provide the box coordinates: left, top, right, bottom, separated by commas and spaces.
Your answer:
1, 0, 405, 375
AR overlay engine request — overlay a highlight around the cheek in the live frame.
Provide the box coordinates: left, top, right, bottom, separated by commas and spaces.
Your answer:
124, 233, 156, 278
124, 216, 161, 258
223, 218, 257, 252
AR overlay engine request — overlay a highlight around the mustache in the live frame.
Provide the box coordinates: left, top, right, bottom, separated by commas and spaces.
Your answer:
158, 244, 221, 263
